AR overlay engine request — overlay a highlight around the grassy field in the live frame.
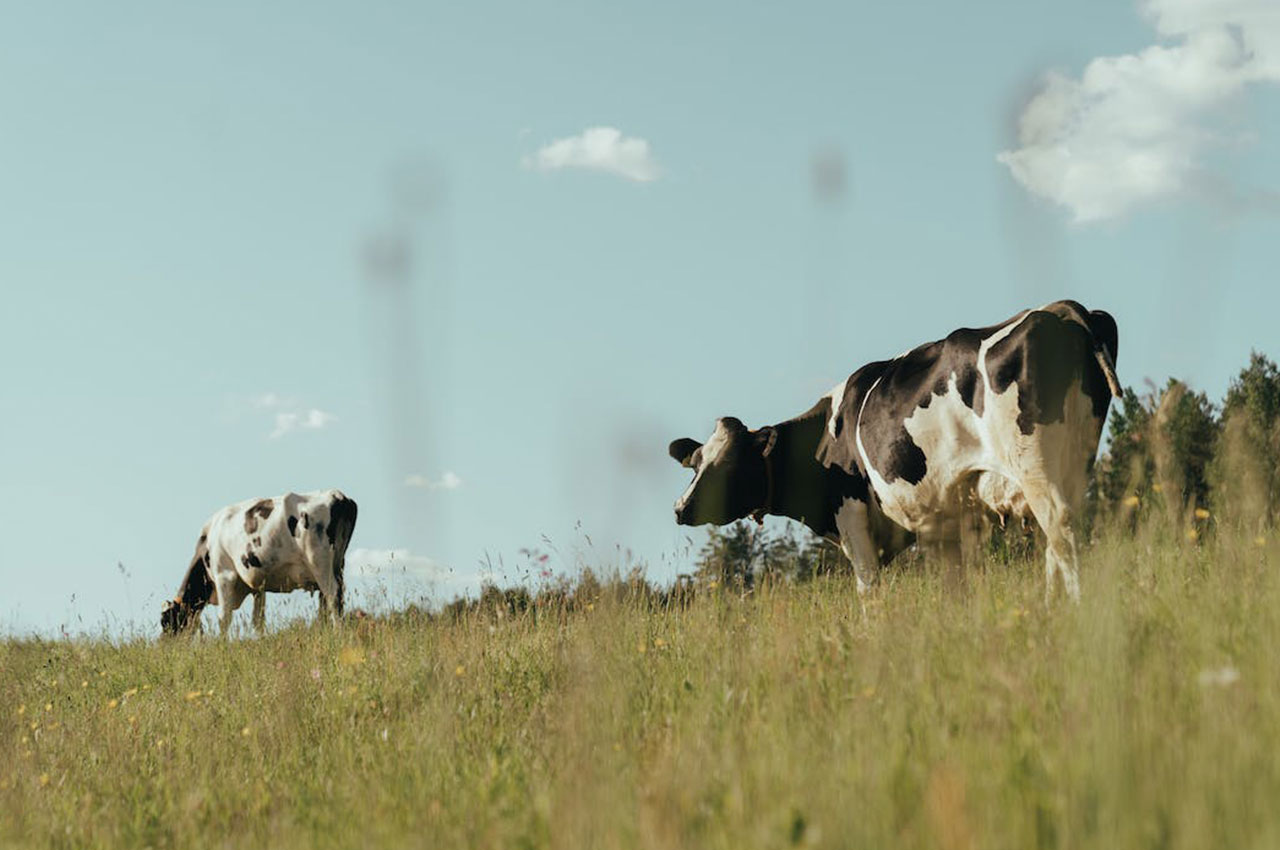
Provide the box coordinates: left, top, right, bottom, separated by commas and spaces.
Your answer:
2, 525, 1279, 850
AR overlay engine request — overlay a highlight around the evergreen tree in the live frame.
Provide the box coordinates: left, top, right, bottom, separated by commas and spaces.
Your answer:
1212, 351, 1280, 527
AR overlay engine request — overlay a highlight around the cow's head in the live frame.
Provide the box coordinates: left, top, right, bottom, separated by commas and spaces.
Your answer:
160, 599, 201, 636
669, 417, 776, 526
161, 535, 214, 637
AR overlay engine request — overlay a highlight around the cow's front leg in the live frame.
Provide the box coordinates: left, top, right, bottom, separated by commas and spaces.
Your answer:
216, 580, 248, 637
251, 591, 266, 634
929, 515, 966, 594
834, 498, 882, 597
316, 567, 343, 626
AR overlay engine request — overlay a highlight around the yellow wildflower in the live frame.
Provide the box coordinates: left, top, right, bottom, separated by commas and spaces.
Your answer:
44, 703, 52, 713
122, 688, 138, 698
1186, 528, 1199, 542
39, 773, 50, 788
107, 699, 119, 709
184, 691, 203, 702
1123, 495, 1140, 508
1194, 508, 1211, 520
454, 665, 465, 677
16, 705, 25, 717
1255, 535, 1267, 547
1152, 483, 1164, 494
80, 681, 88, 689
241, 726, 251, 737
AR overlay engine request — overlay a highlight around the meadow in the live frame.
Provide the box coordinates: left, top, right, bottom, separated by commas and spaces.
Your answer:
2, 523, 1278, 850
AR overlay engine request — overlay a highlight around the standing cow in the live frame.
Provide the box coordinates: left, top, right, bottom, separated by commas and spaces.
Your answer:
668, 300, 1119, 601
161, 489, 358, 635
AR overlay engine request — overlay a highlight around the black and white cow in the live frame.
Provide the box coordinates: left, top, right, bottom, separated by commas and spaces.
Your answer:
161, 489, 358, 635
669, 301, 1120, 600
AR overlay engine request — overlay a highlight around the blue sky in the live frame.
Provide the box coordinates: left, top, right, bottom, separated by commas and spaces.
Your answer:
2, 0, 1277, 634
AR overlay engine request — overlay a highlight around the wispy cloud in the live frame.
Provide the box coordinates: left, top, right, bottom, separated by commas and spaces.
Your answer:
522, 126, 661, 182
270, 409, 335, 439
252, 393, 336, 439
403, 471, 462, 490
998, 0, 1280, 221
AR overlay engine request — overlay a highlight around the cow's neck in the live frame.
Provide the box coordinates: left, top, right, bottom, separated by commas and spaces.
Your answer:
761, 401, 850, 537
176, 543, 215, 611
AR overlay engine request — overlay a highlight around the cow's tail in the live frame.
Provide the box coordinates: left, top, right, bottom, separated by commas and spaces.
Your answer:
1084, 309, 1122, 398
1093, 345, 1122, 398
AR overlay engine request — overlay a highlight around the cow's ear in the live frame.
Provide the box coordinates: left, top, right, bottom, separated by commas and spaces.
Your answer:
756, 426, 778, 458
669, 438, 702, 468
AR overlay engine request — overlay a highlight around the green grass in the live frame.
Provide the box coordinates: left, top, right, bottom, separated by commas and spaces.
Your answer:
3, 527, 1279, 849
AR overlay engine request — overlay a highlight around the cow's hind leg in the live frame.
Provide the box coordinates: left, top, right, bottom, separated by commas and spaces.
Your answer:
1023, 484, 1080, 603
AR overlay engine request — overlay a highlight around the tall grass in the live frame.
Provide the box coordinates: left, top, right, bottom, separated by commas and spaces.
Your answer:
2, 526, 1278, 849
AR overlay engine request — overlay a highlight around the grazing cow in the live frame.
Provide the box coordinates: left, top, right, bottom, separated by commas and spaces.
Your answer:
668, 301, 1120, 600
161, 489, 358, 635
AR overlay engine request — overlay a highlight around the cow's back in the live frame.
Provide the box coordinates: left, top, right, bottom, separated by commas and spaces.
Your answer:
206, 489, 355, 594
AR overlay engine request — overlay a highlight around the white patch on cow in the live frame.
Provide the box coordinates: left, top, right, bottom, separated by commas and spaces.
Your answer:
674, 419, 734, 515
976, 309, 1032, 395
859, 373, 986, 536
825, 377, 849, 437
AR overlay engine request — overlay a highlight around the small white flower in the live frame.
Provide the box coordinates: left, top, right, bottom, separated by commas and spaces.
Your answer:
1197, 667, 1240, 688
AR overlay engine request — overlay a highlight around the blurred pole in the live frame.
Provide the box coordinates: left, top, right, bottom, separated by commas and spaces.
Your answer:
806, 145, 849, 373
361, 158, 454, 560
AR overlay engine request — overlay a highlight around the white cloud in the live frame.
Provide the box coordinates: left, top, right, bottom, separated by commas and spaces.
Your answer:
254, 392, 282, 408
403, 471, 463, 490
268, 407, 335, 439
523, 126, 661, 182
998, 0, 1280, 221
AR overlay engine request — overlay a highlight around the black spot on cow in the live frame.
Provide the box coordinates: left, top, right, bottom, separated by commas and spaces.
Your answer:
314, 522, 324, 540
252, 536, 262, 548
287, 515, 298, 536
955, 363, 982, 414
328, 495, 358, 548
302, 513, 310, 530
987, 309, 1101, 435
244, 499, 274, 535
241, 550, 263, 570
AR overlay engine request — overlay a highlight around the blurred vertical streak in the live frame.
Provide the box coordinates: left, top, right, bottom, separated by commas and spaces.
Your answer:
998, 70, 1072, 307
361, 157, 454, 558
807, 146, 848, 365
